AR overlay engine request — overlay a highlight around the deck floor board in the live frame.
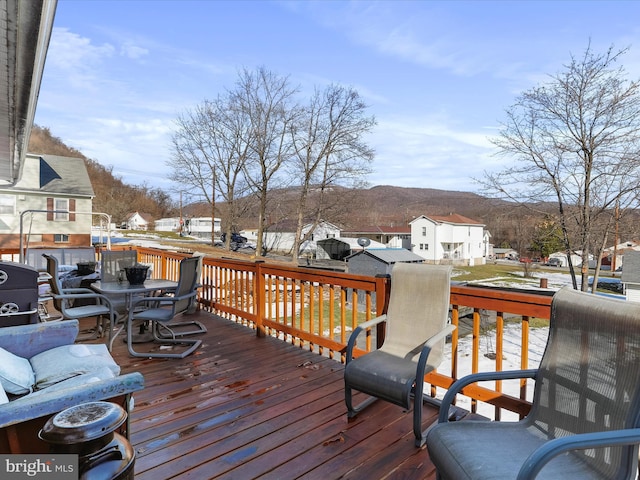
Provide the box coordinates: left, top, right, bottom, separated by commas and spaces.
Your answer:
106, 311, 439, 479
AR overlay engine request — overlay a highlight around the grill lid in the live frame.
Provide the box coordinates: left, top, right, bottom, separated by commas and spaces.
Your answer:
39, 401, 127, 444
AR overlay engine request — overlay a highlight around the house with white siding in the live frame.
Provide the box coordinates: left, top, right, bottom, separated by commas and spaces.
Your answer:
247, 220, 341, 256
0, 154, 94, 248
409, 214, 488, 266
341, 225, 411, 249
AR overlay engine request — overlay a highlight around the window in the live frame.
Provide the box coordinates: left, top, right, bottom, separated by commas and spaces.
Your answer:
0, 195, 15, 215
422, 227, 426, 236
425, 244, 429, 251
47, 198, 75, 222
54, 234, 69, 243
54, 199, 69, 221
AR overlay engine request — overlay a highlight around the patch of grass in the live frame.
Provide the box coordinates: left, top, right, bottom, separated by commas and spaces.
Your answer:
452, 263, 524, 282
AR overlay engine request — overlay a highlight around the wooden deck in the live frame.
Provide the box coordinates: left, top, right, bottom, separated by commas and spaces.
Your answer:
107, 310, 440, 479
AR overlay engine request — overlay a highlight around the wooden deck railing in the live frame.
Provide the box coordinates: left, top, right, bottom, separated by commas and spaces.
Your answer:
6, 246, 554, 419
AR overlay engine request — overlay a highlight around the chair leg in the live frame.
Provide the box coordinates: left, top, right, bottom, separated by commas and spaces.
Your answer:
414, 395, 426, 447
127, 319, 201, 359
345, 384, 378, 419
155, 319, 207, 338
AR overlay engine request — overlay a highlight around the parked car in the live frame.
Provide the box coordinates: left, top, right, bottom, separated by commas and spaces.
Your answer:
220, 232, 247, 244
220, 232, 248, 251
545, 258, 562, 267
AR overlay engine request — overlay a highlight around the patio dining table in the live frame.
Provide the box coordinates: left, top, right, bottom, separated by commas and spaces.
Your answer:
91, 279, 178, 346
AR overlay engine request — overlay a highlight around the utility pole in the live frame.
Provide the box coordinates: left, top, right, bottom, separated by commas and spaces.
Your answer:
179, 191, 183, 236
211, 170, 216, 245
612, 198, 619, 274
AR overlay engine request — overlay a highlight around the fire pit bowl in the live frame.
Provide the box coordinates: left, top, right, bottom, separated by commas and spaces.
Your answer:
124, 264, 150, 285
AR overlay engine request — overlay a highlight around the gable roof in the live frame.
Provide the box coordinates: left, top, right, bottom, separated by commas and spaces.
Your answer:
125, 211, 154, 222
410, 213, 485, 226
342, 225, 410, 235
3, 154, 94, 197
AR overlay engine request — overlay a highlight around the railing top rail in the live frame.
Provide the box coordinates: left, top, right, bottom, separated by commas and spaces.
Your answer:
451, 283, 553, 318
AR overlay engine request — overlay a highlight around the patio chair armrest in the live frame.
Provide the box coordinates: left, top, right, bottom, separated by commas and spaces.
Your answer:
128, 290, 197, 310
416, 324, 457, 379
438, 369, 538, 423
345, 315, 387, 363
53, 292, 114, 309
517, 428, 640, 480
62, 287, 95, 294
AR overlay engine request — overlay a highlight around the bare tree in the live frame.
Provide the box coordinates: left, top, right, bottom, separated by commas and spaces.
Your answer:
169, 95, 252, 246
234, 67, 299, 256
484, 44, 640, 291
288, 84, 375, 262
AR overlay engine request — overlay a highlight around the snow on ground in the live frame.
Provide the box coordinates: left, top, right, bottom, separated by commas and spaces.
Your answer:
435, 323, 549, 421
438, 267, 625, 420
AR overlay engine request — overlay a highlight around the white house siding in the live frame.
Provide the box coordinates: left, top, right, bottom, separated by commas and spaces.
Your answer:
155, 217, 178, 232
155, 216, 221, 239
125, 212, 149, 230
187, 217, 220, 239
626, 284, 640, 303
263, 221, 341, 256
0, 154, 94, 248
410, 215, 487, 266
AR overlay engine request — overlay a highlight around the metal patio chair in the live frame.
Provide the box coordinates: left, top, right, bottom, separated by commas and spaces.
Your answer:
43, 253, 117, 350
427, 287, 640, 480
344, 262, 454, 447
99, 249, 138, 314
126, 256, 203, 358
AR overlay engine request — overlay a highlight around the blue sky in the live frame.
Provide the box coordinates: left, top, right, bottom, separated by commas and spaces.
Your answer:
33, 0, 640, 195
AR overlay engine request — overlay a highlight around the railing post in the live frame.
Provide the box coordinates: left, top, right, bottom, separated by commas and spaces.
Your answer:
255, 260, 266, 338
375, 274, 390, 349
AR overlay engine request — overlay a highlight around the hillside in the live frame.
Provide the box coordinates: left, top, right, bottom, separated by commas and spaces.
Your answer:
33, 125, 640, 254
28, 126, 178, 223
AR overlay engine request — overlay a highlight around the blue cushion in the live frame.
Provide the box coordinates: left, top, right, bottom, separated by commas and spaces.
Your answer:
30, 344, 120, 389
0, 347, 34, 395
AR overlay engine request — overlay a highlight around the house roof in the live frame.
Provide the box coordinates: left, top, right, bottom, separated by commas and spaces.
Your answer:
342, 225, 410, 235
4, 154, 94, 197
125, 211, 154, 222
0, 1, 57, 185
410, 213, 485, 226
346, 248, 424, 264
266, 219, 342, 233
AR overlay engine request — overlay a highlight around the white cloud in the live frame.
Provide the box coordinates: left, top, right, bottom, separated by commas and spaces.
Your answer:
120, 42, 149, 59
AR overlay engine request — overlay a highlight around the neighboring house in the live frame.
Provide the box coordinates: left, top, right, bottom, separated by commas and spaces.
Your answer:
493, 248, 518, 260
186, 217, 221, 239
602, 240, 640, 271
154, 216, 221, 239
547, 251, 592, 268
122, 211, 153, 230
252, 220, 342, 256
409, 214, 488, 266
0, 153, 94, 249
621, 251, 640, 302
341, 225, 411, 249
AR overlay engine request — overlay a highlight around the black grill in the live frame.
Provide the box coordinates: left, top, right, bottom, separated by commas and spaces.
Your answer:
0, 262, 39, 326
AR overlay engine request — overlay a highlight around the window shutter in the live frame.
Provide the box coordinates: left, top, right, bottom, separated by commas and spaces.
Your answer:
69, 199, 76, 221
47, 198, 53, 220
